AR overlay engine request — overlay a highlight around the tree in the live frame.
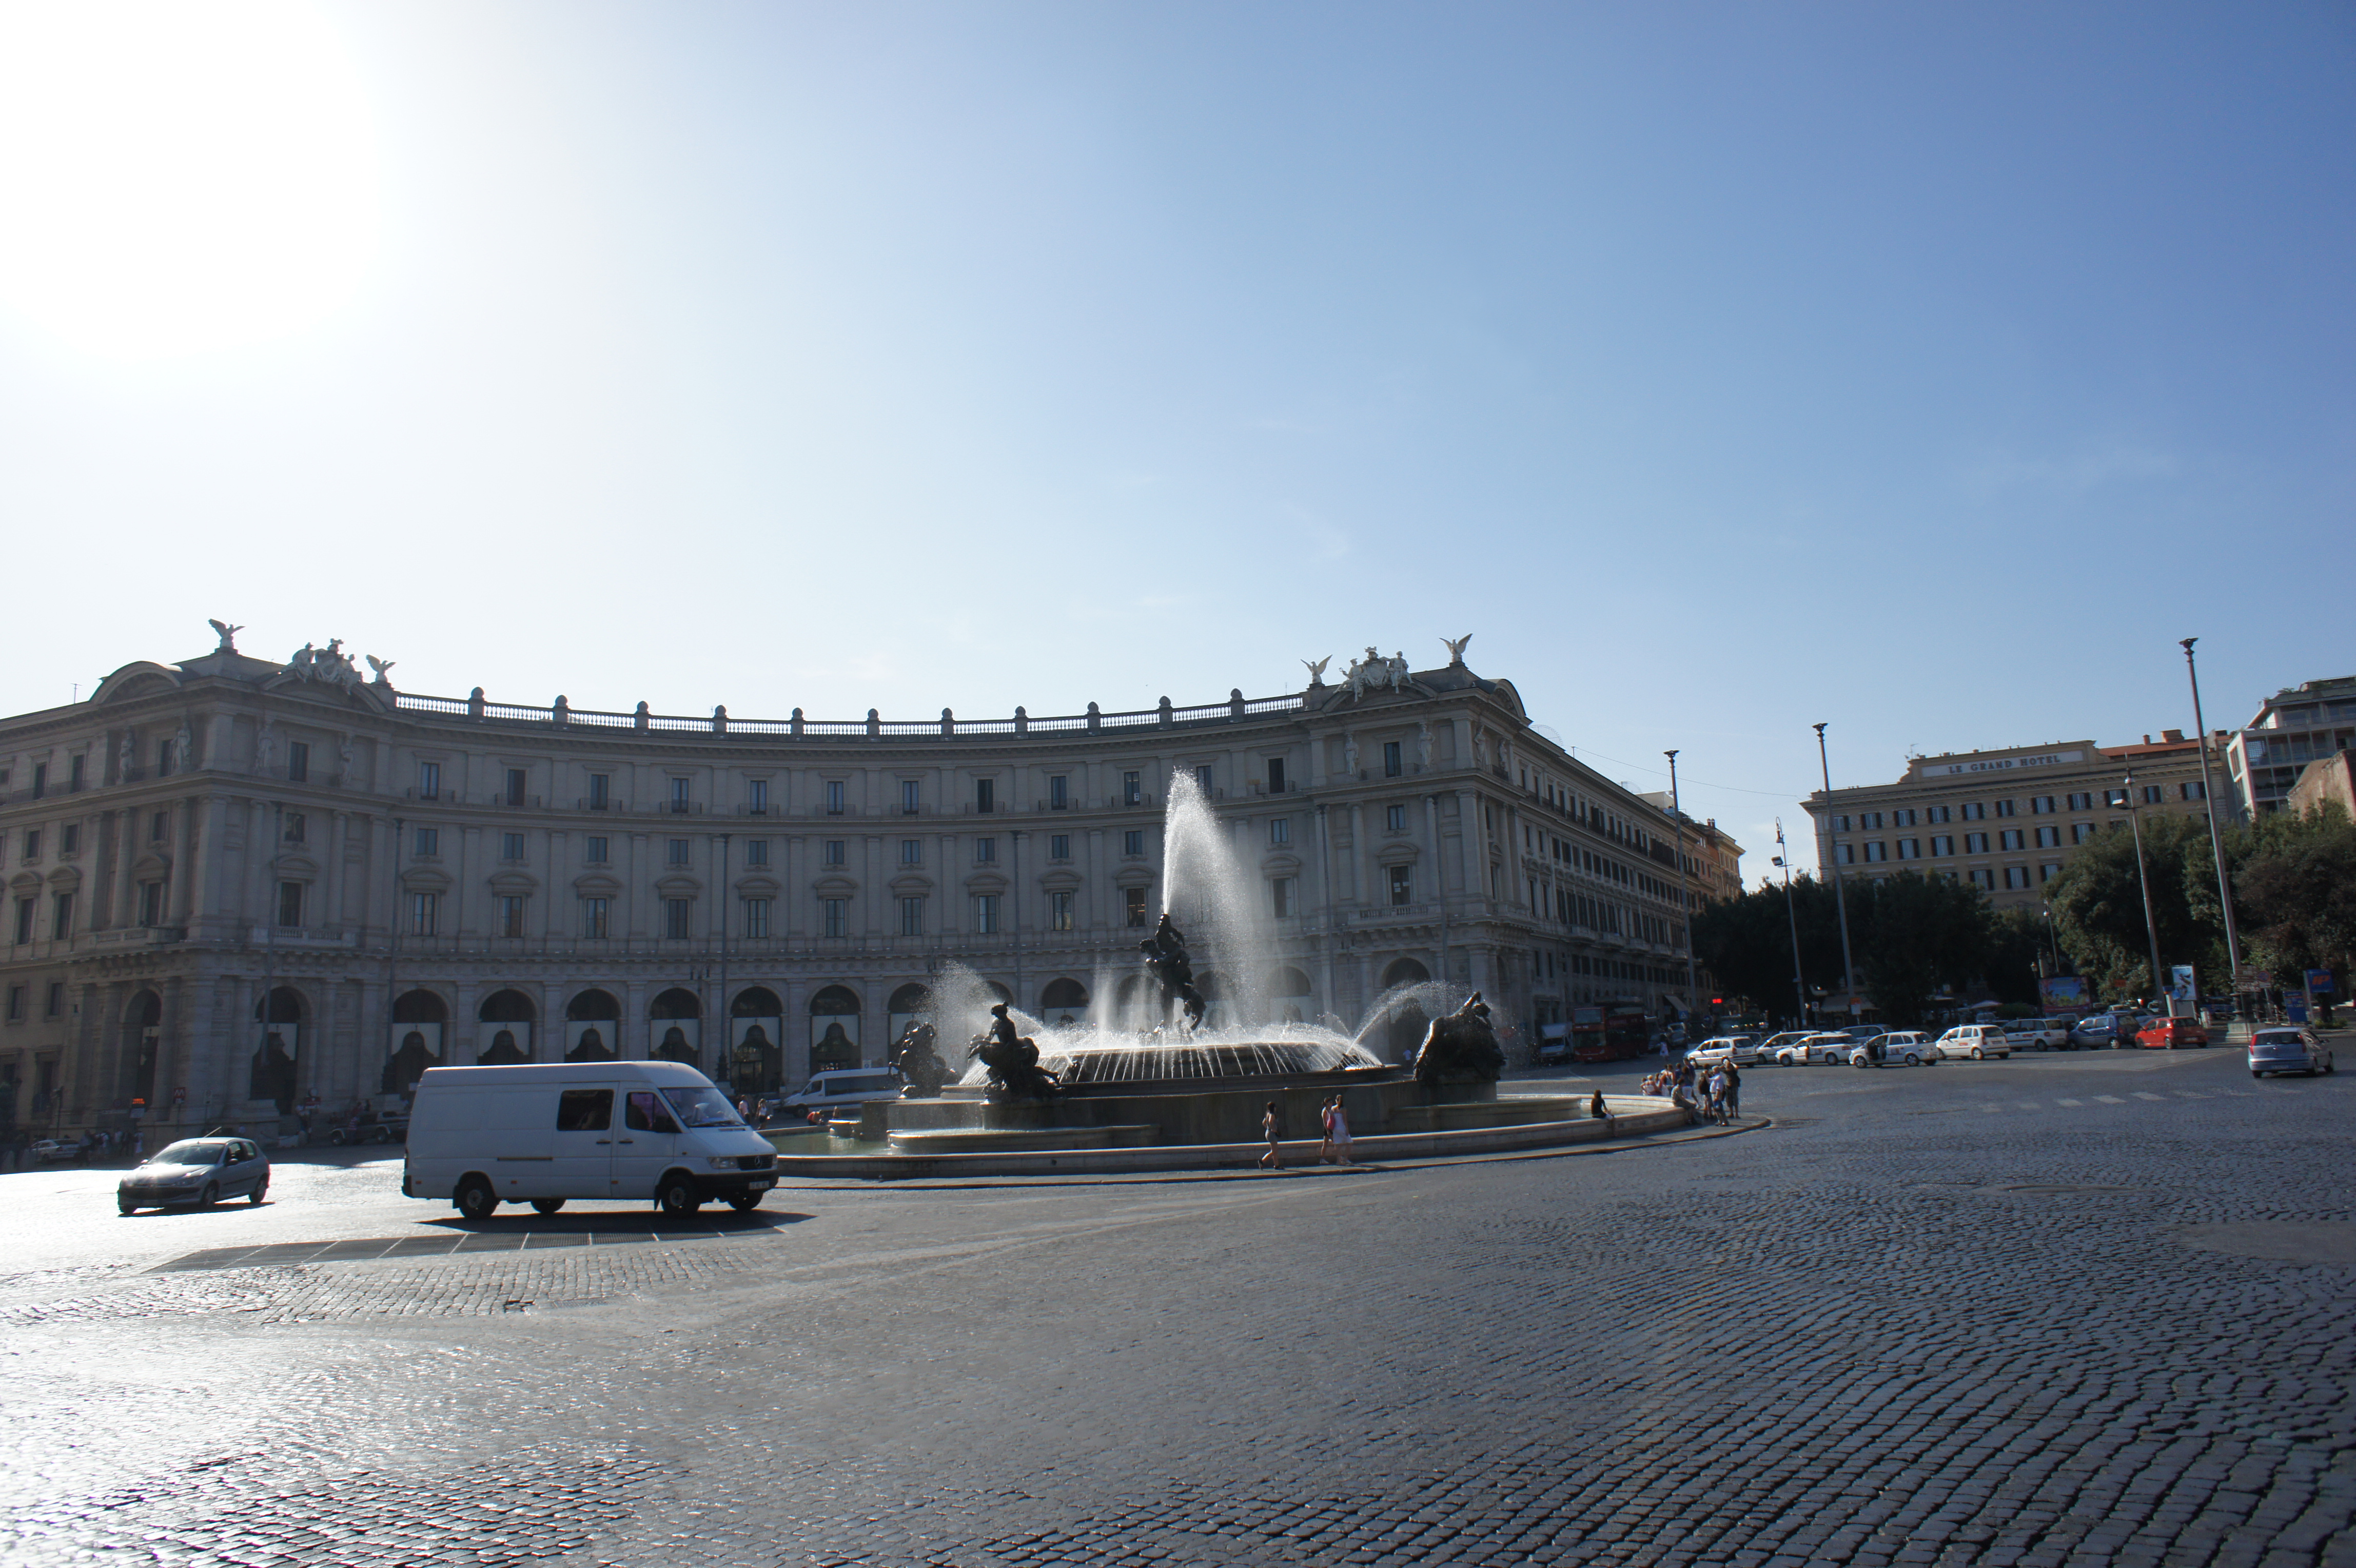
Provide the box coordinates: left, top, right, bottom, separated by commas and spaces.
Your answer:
1693, 873, 1848, 1023
2046, 814, 2222, 1001
2229, 800, 2356, 991
1844, 873, 1997, 1027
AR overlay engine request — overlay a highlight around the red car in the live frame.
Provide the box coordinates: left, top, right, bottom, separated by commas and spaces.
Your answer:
2135, 1015, 2210, 1050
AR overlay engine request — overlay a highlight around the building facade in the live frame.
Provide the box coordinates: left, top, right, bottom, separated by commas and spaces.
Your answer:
1803, 733, 2215, 914
0, 631, 1733, 1141
2225, 675, 2356, 819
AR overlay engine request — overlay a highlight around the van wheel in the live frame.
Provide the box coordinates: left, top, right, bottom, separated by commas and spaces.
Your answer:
655, 1176, 700, 1216
530, 1198, 565, 1215
454, 1175, 499, 1222
725, 1190, 764, 1212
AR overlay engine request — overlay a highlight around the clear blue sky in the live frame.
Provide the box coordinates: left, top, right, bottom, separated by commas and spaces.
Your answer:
1, 2, 2348, 872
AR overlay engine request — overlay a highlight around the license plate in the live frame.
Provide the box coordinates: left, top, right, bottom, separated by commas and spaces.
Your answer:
749, 1179, 773, 1190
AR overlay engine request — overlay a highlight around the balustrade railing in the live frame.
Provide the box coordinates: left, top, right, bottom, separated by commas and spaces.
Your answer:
391, 689, 1305, 739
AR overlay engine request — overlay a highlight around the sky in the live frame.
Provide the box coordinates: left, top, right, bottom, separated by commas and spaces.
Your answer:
0, 1, 2348, 876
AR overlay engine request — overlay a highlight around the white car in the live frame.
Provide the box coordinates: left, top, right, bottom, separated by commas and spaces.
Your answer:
1934, 1024, 2012, 1061
1852, 1031, 1935, 1068
1754, 1031, 1816, 1065
1776, 1033, 1856, 1066
1685, 1036, 1764, 1068
2005, 1019, 2072, 1051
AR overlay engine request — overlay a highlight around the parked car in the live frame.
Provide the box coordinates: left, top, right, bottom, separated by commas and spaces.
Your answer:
1753, 1031, 1816, 1064
30, 1138, 83, 1163
1685, 1036, 1762, 1067
2247, 1028, 2334, 1079
1775, 1033, 1857, 1066
1934, 1024, 2012, 1061
2069, 1012, 2133, 1048
117, 1137, 270, 1213
781, 1067, 909, 1122
1853, 1031, 1936, 1068
2005, 1018, 2072, 1051
2135, 1015, 2210, 1050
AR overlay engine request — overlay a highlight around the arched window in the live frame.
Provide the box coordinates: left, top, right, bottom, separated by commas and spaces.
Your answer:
1039, 977, 1089, 1011
563, 989, 619, 1063
887, 983, 933, 1015
478, 988, 535, 1023
810, 985, 860, 1016
809, 985, 861, 1071
565, 989, 620, 1021
982, 979, 1013, 1005
392, 989, 448, 1024
1269, 967, 1313, 997
1382, 957, 1432, 990
248, 987, 305, 1112
651, 987, 701, 1020
732, 986, 783, 1018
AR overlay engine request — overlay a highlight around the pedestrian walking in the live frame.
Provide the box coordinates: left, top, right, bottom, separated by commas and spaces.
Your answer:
1705, 1065, 1729, 1124
1723, 1062, 1742, 1119
1320, 1094, 1352, 1165
1260, 1100, 1283, 1170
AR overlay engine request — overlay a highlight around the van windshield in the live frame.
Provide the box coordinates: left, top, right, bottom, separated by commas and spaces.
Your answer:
661, 1086, 745, 1129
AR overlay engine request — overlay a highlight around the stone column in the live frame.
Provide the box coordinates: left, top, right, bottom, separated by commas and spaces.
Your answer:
97, 979, 130, 1108
623, 977, 648, 1059
540, 978, 565, 1064
324, 811, 348, 934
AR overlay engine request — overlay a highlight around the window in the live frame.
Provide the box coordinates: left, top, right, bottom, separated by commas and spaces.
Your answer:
664, 898, 693, 939
1267, 757, 1287, 793
52, 892, 74, 938
1969, 869, 1995, 890
501, 832, 525, 861
1383, 741, 1403, 778
666, 838, 691, 866
47, 981, 65, 1016
1194, 765, 1214, 794
1897, 838, 1919, 859
975, 778, 995, 814
12, 898, 32, 945
1863, 812, 1884, 830
417, 761, 440, 799
1387, 803, 1407, 832
901, 839, 922, 865
826, 780, 846, 815
670, 777, 692, 814
1049, 890, 1073, 931
21, 830, 37, 861
1272, 876, 1297, 918
69, 755, 84, 791
587, 773, 610, 810
1965, 832, 1989, 854
901, 779, 920, 814
1124, 887, 1148, 927
504, 768, 526, 806
1049, 775, 1068, 810
582, 897, 610, 938
1928, 805, 1951, 823
2180, 781, 2206, 801
1836, 844, 1855, 866
898, 897, 925, 937
409, 892, 439, 935
1863, 842, 1888, 863
973, 894, 999, 934
1931, 835, 1954, 856
61, 823, 81, 854
287, 741, 309, 783
975, 837, 997, 864
2072, 822, 2094, 845
1389, 866, 1412, 906
1960, 802, 1985, 820
586, 836, 609, 865
139, 881, 164, 926
2034, 825, 2060, 849
30, 763, 45, 799
2067, 792, 2093, 811
824, 840, 845, 866
745, 839, 769, 867
742, 898, 772, 938
150, 811, 168, 842
555, 1088, 613, 1132
2030, 796, 2054, 814
1832, 814, 1851, 832
2003, 866, 2030, 890
1124, 829, 1144, 857
1993, 799, 2016, 818
1049, 834, 1070, 860
498, 895, 526, 937
1123, 770, 1141, 807
3, 985, 19, 1020
156, 740, 174, 776
821, 898, 847, 938
276, 881, 302, 927
2040, 863, 2064, 883
625, 1091, 679, 1134
1999, 829, 2025, 851
2142, 785, 2165, 805
1269, 818, 1290, 846
749, 779, 769, 815
1894, 808, 1916, 827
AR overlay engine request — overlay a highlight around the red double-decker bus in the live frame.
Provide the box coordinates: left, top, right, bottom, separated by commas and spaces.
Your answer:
1570, 1004, 1652, 1063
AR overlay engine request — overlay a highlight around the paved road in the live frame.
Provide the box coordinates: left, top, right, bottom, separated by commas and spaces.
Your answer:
3, 1046, 2350, 1567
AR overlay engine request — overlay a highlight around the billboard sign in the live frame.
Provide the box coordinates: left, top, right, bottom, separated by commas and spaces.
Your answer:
2307, 969, 2335, 995
2038, 976, 2091, 1012
2169, 966, 2198, 1004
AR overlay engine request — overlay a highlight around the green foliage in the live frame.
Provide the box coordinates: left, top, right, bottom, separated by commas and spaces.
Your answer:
2046, 814, 2220, 999
1694, 870, 2007, 1027
2228, 799, 2356, 987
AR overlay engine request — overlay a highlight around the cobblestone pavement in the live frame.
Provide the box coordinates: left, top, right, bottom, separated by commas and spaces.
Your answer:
3, 1046, 2351, 1566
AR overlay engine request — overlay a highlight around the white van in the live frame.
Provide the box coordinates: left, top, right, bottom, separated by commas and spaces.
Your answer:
402, 1061, 778, 1221
780, 1068, 907, 1120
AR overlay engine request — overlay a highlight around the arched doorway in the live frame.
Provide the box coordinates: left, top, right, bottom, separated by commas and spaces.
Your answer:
249, 986, 304, 1111
477, 988, 536, 1065
809, 985, 860, 1072
1039, 977, 1088, 1029
383, 989, 447, 1096
126, 990, 163, 1109
1383, 957, 1431, 989
564, 988, 620, 1062
887, 983, 933, 1050
730, 986, 783, 1093
651, 987, 701, 1067
1267, 965, 1313, 1026
1379, 958, 1435, 1059
1113, 972, 1147, 1030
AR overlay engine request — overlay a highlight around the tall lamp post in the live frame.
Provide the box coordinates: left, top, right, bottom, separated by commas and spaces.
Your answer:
1773, 819, 1808, 1027
2122, 772, 2168, 1010
2180, 638, 2243, 1002
1813, 724, 1859, 1018
1664, 751, 1700, 1025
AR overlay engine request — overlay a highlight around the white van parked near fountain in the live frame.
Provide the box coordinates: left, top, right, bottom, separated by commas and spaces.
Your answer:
403, 1061, 778, 1220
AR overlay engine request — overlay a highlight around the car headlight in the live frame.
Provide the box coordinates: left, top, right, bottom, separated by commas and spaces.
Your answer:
708, 1157, 743, 1171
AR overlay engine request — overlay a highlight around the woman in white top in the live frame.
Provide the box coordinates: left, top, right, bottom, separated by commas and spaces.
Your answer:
1322, 1094, 1352, 1165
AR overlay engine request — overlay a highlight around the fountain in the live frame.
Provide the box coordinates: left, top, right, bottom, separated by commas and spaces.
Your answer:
772, 772, 1690, 1173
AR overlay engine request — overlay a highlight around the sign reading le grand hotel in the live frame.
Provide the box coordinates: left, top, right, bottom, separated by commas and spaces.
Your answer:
2, 628, 1730, 1142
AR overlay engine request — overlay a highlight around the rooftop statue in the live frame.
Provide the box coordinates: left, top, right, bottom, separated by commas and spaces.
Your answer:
207, 619, 243, 653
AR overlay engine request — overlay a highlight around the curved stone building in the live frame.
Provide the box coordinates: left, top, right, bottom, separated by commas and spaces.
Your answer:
0, 630, 1729, 1141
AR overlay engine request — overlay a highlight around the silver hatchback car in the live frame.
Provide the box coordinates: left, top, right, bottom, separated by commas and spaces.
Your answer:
117, 1136, 271, 1213
2248, 1028, 2334, 1079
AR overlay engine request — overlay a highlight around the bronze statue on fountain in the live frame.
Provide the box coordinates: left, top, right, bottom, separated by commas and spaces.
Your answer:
1139, 913, 1207, 1034
888, 1018, 954, 1097
970, 1003, 1062, 1103
1411, 991, 1505, 1091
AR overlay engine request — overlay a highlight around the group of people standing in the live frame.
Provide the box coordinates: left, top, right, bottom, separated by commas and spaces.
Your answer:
1643, 1059, 1741, 1125
1259, 1093, 1353, 1170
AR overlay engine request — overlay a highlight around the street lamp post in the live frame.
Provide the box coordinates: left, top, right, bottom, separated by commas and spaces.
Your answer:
2180, 638, 2243, 998
1773, 820, 1807, 1028
2122, 772, 2168, 1011
1813, 724, 1859, 1017
1664, 751, 1700, 1025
